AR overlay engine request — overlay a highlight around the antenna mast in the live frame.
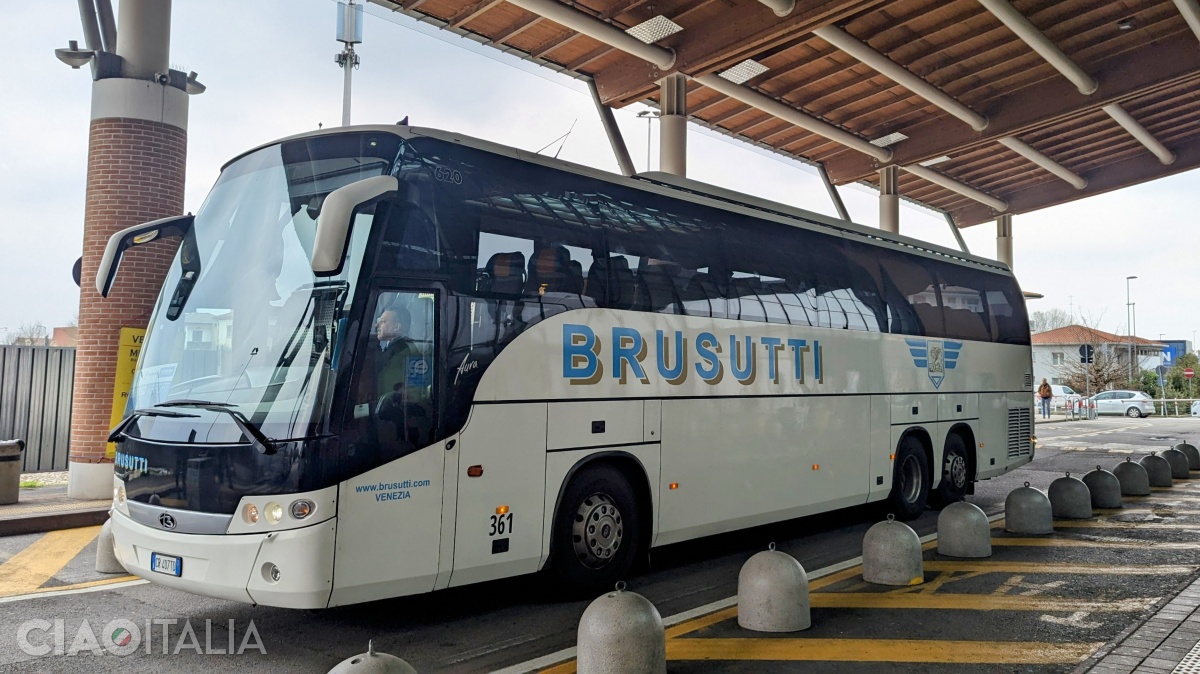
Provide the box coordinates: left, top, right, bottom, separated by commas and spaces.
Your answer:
335, 0, 363, 126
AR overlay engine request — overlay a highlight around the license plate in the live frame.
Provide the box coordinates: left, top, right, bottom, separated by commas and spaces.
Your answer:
150, 553, 182, 577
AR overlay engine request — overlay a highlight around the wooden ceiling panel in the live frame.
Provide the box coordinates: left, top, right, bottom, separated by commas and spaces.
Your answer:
374, 0, 1200, 226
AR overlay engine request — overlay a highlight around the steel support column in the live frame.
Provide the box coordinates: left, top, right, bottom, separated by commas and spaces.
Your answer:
818, 164, 850, 221
946, 212, 971, 254
996, 214, 1014, 268
588, 79, 636, 176
878, 165, 899, 234
659, 73, 687, 176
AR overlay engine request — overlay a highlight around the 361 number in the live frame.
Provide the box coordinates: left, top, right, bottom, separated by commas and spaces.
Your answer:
489, 512, 513, 536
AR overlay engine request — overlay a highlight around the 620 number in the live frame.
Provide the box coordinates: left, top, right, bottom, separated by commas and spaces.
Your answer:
489, 513, 513, 536
433, 165, 463, 184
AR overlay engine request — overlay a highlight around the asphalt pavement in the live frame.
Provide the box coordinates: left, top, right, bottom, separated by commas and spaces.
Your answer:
1, 415, 1198, 673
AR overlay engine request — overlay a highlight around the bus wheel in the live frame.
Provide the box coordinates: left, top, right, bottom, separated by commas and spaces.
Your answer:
549, 465, 641, 597
932, 434, 970, 507
886, 437, 929, 521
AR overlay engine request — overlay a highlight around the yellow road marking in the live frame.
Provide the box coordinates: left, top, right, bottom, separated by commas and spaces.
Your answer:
665, 606, 738, 639
993, 537, 1200, 549
0, 526, 101, 597
809, 593, 1154, 612
666, 638, 1104, 663
924, 560, 1195, 575
1054, 520, 1200, 530
0, 575, 139, 601
1126, 497, 1200, 506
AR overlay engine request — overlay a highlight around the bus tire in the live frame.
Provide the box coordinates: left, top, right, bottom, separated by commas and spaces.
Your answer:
886, 436, 929, 521
932, 434, 970, 507
548, 464, 642, 597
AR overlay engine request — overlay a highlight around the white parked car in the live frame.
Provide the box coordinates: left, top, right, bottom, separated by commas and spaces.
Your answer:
1191, 400, 1200, 417
1089, 390, 1156, 418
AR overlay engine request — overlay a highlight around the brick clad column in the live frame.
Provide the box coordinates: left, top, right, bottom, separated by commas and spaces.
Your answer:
68, 76, 189, 498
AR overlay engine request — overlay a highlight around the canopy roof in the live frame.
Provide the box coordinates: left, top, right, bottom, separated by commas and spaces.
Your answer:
370, 0, 1200, 227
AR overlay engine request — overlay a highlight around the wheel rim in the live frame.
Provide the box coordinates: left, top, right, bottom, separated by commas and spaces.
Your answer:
1127, 408, 1138, 417
899, 455, 922, 503
571, 493, 624, 569
946, 452, 968, 489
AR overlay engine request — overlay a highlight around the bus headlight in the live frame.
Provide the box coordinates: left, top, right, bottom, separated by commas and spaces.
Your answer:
243, 503, 260, 525
264, 502, 283, 525
290, 500, 315, 520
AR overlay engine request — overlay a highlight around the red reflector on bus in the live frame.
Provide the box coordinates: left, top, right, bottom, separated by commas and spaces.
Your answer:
669, 483, 679, 490
812, 464, 819, 471
467, 465, 484, 477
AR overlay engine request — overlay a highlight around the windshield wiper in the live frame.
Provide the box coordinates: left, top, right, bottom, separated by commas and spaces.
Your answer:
154, 401, 279, 455
108, 409, 201, 443
156, 399, 235, 408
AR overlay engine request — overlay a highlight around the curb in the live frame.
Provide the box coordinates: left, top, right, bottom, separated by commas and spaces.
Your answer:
0, 509, 110, 537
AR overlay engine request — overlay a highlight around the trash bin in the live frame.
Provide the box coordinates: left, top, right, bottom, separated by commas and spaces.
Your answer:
0, 440, 25, 505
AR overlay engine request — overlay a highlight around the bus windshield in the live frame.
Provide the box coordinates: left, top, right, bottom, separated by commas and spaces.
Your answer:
126, 133, 401, 442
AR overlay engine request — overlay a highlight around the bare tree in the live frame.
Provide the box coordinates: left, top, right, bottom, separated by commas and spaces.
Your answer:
6, 321, 49, 346
1053, 318, 1127, 396
1030, 308, 1072, 334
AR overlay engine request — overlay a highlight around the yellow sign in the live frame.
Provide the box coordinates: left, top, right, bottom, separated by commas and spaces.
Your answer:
106, 327, 145, 459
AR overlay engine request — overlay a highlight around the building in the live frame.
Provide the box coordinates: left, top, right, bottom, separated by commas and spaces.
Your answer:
1032, 325, 1165, 391
51, 326, 79, 347
1160, 339, 1194, 367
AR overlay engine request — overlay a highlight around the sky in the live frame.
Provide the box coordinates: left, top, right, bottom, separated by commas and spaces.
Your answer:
2, 0, 1199, 343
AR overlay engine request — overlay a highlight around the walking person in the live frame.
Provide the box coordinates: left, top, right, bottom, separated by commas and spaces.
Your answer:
1038, 378, 1053, 419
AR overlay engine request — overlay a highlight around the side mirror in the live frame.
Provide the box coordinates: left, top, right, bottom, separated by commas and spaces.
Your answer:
311, 175, 399, 276
95, 214, 194, 297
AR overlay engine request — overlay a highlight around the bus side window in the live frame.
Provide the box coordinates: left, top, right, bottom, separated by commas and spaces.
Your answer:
935, 264, 990, 342
729, 274, 767, 322
879, 253, 940, 337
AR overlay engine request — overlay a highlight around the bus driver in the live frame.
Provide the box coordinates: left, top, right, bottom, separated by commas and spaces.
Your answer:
366, 303, 430, 449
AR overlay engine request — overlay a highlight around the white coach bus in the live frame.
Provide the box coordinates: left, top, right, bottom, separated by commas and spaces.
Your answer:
99, 125, 1033, 609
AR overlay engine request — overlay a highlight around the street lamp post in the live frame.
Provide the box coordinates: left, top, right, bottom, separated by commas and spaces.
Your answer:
637, 110, 660, 172
1127, 275, 1137, 383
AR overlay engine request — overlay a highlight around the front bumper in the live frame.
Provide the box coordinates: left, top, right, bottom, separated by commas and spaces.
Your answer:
111, 510, 336, 609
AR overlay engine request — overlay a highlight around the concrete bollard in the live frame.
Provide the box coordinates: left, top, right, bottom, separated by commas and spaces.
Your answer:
327, 641, 418, 674
738, 543, 811, 632
936, 501, 991, 558
1161, 448, 1191, 479
577, 583, 666, 674
95, 519, 127, 574
1174, 442, 1200, 471
1005, 482, 1053, 534
1082, 466, 1123, 509
862, 515, 924, 586
1048, 473, 1092, 519
1113, 458, 1151, 496
1140, 453, 1173, 487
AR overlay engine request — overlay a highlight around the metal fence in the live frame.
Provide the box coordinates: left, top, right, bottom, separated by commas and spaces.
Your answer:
1152, 399, 1200, 417
0, 346, 75, 473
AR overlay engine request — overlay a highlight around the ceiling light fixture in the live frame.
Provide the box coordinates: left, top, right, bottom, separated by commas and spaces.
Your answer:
919, 155, 951, 166
718, 59, 769, 85
870, 132, 908, 148
625, 15, 683, 44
